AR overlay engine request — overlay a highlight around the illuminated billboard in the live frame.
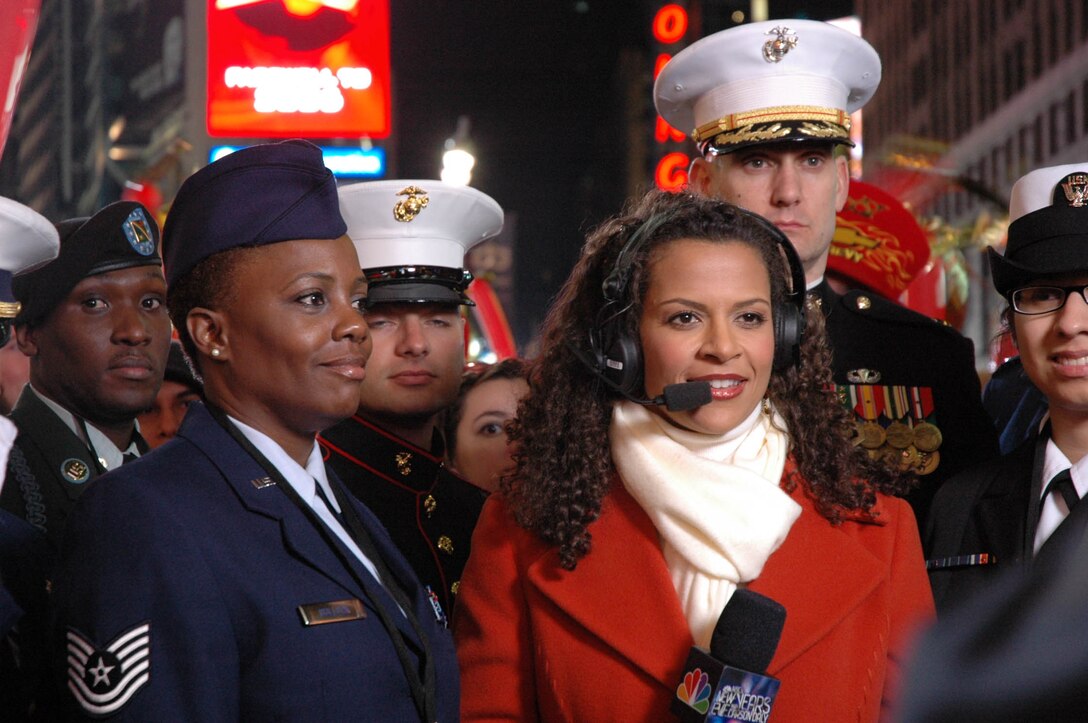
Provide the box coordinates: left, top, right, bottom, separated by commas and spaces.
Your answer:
206, 0, 390, 138
210, 144, 386, 178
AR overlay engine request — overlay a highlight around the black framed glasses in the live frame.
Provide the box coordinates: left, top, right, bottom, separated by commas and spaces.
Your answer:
1010, 285, 1088, 315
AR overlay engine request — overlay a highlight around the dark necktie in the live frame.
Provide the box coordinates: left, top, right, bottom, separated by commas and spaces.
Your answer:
1044, 469, 1079, 514
121, 452, 138, 465
312, 479, 344, 522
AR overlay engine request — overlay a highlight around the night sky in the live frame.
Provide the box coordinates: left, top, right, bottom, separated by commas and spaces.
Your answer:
389, 1, 852, 348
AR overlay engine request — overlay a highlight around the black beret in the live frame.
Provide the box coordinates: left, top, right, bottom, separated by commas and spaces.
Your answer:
13, 201, 161, 326
162, 140, 346, 286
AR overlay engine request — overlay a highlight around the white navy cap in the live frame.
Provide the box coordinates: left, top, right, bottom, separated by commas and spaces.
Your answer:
338, 180, 504, 306
990, 163, 1088, 296
654, 19, 881, 156
1007, 163, 1088, 222
0, 197, 60, 319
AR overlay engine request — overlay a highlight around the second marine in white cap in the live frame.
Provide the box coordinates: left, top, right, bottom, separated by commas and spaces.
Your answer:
656, 19, 879, 281
656, 20, 879, 159
654, 19, 999, 527
321, 180, 504, 619
340, 180, 503, 306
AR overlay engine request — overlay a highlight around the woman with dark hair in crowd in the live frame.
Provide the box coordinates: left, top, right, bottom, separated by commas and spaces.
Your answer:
455, 189, 933, 721
444, 357, 529, 493
52, 141, 459, 721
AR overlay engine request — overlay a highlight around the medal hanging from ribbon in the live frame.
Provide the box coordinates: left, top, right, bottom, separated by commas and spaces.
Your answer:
882, 386, 913, 450
850, 385, 886, 450
876, 385, 916, 470
907, 386, 942, 475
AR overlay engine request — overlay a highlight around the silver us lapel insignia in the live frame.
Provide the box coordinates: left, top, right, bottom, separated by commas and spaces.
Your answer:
67, 622, 151, 716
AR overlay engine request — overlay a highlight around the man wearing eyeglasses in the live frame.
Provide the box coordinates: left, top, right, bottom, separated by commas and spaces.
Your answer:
925, 164, 1088, 614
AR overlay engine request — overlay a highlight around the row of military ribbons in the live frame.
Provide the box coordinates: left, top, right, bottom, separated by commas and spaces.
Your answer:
836, 384, 943, 477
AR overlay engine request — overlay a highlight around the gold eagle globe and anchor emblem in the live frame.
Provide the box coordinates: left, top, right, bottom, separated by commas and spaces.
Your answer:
393, 186, 430, 222
762, 26, 798, 63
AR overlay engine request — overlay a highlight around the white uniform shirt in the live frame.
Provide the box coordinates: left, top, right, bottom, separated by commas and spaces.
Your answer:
1034, 437, 1088, 553
29, 384, 139, 471
228, 415, 385, 585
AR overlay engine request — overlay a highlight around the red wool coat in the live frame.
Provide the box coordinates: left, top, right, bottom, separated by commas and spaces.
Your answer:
454, 469, 934, 722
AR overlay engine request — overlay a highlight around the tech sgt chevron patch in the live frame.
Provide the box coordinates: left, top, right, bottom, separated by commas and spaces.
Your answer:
67, 622, 151, 716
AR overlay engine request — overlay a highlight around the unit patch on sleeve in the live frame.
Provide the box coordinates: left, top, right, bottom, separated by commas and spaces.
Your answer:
67, 622, 151, 716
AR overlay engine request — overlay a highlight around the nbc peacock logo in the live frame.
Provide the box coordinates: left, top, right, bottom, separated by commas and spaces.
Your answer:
676, 667, 712, 714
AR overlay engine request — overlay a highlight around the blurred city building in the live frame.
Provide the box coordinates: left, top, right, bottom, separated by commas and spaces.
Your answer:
0, 0, 112, 220
857, 0, 1088, 365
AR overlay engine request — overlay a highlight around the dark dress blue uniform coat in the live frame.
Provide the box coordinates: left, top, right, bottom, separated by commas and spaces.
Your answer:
923, 435, 1037, 614
52, 403, 459, 721
320, 416, 486, 616
0, 508, 53, 718
901, 493, 1088, 723
813, 281, 999, 527
924, 431, 1088, 616
0, 386, 108, 553
0, 387, 136, 719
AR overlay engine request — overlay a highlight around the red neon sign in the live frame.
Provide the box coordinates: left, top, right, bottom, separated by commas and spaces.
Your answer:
652, 4, 689, 191
0, 0, 41, 157
655, 115, 686, 144
655, 152, 689, 191
652, 4, 688, 44
206, 0, 390, 138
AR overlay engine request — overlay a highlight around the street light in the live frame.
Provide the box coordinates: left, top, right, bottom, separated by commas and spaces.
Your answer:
441, 115, 475, 186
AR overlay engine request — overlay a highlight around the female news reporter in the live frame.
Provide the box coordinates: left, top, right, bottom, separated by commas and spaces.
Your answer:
454, 190, 933, 721
52, 141, 459, 721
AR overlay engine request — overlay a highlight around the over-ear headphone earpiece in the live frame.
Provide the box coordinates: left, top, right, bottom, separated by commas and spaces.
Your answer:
586, 202, 807, 395
590, 213, 677, 394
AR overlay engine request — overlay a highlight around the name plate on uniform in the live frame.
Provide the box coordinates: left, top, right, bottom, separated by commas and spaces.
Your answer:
297, 598, 367, 626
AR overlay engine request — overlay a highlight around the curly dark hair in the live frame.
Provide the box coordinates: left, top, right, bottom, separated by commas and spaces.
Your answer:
506, 189, 914, 570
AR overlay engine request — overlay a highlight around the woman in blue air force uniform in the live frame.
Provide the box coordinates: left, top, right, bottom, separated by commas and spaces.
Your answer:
50, 141, 458, 721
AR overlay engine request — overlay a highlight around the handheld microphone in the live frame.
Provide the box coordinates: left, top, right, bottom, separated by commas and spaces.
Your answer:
671, 589, 786, 723
567, 343, 712, 412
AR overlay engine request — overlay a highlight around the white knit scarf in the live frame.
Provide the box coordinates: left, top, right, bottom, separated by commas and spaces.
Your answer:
610, 400, 800, 647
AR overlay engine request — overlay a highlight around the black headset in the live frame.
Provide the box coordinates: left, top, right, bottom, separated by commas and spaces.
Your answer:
587, 205, 807, 395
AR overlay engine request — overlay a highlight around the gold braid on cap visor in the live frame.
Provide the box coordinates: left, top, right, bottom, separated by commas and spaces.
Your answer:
0, 301, 20, 319
693, 105, 852, 150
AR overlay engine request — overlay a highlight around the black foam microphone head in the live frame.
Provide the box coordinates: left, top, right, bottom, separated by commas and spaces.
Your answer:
662, 382, 713, 411
710, 589, 787, 674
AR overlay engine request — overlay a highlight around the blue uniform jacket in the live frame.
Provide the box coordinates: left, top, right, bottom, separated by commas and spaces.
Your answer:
52, 403, 459, 721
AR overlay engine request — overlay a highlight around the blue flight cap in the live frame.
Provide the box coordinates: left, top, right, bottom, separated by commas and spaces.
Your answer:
162, 139, 346, 286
